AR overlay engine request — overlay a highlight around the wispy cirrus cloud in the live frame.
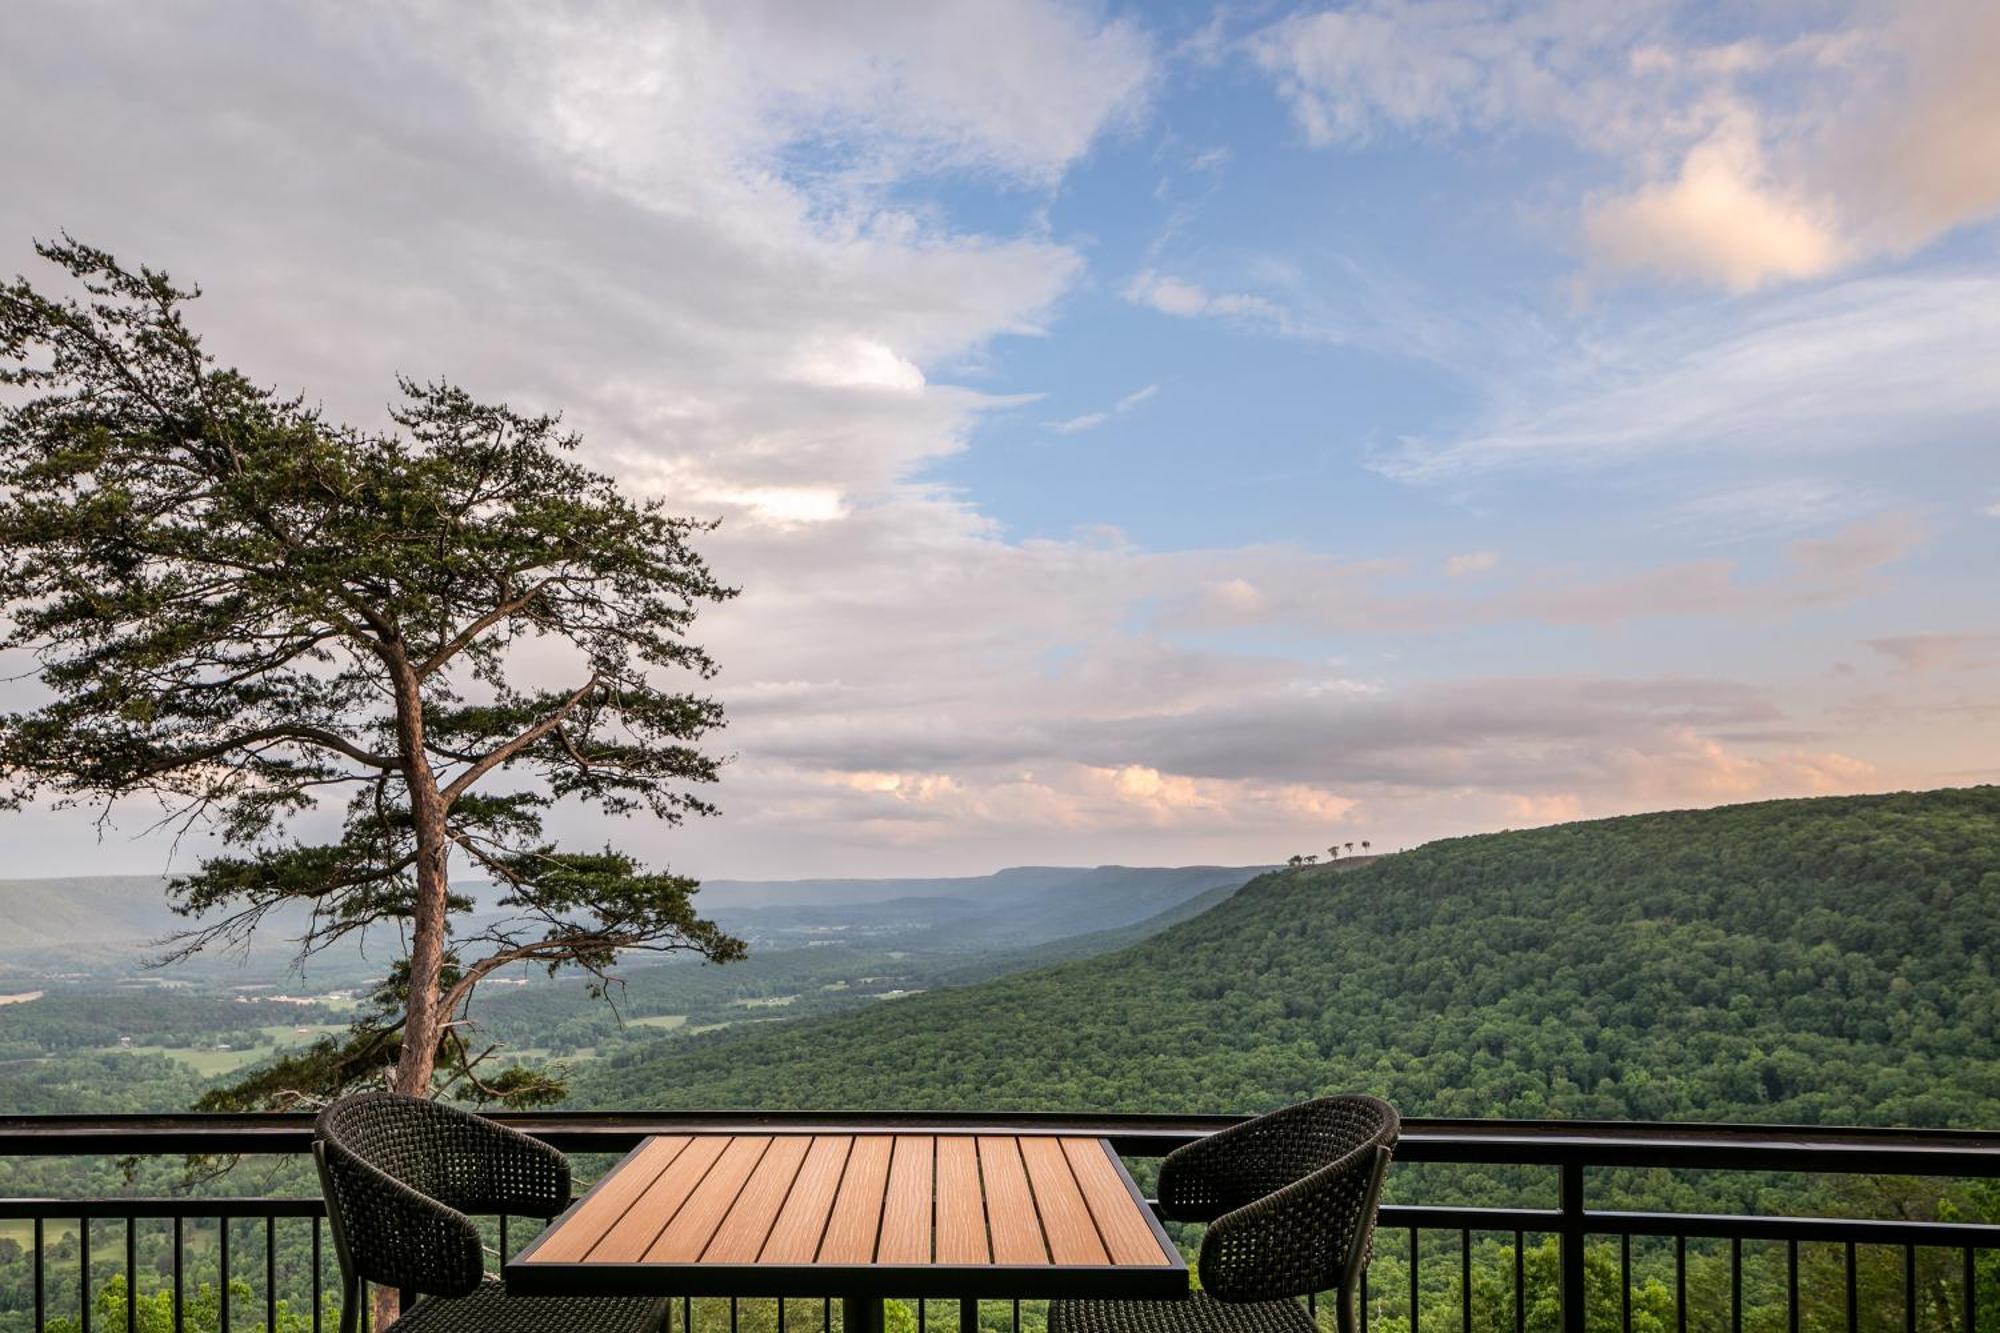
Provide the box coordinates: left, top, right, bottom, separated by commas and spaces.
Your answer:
1122, 269, 1293, 328
1047, 383, 1160, 435
1377, 273, 2000, 481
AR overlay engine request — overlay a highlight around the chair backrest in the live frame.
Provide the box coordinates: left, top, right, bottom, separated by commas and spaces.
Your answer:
313, 1094, 499, 1302
1195, 1094, 1399, 1303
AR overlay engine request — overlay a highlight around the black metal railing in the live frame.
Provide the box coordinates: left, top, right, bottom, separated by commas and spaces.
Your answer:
1, 1113, 1996, 1333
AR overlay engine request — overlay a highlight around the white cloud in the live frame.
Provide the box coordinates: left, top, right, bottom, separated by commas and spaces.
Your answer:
1445, 551, 1499, 577
1245, 0, 2000, 290
1489, 514, 1925, 626
1123, 269, 1291, 327
1585, 124, 1846, 292
1381, 272, 2000, 480
1046, 382, 1159, 434
0, 1, 1948, 879
1865, 636, 2000, 674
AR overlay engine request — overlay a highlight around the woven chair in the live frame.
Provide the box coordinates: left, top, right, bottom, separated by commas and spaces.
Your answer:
1050, 1095, 1398, 1333
314, 1092, 667, 1333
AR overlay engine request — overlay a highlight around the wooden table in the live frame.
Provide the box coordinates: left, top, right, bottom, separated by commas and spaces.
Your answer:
506, 1132, 1187, 1332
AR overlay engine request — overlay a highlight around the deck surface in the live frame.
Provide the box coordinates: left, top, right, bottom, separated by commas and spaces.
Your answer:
510, 1132, 1183, 1298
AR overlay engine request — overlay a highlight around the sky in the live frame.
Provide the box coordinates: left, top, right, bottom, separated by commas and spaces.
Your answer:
2, 0, 1997, 881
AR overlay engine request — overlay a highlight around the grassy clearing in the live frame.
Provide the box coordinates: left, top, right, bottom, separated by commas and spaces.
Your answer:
87, 1022, 351, 1078
627, 1014, 689, 1030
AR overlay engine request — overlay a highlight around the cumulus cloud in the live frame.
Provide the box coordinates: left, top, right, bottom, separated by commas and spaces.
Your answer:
1584, 124, 1846, 292
1246, 0, 2000, 290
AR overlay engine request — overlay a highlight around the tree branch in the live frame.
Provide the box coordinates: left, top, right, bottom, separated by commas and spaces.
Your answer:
440, 674, 599, 804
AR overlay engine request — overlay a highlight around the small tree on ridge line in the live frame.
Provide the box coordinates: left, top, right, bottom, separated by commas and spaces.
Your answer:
0, 238, 745, 1105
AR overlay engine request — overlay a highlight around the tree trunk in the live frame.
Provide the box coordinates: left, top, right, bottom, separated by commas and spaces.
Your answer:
388, 654, 450, 1099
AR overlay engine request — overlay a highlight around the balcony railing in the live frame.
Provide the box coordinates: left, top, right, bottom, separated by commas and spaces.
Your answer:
1, 1112, 1996, 1333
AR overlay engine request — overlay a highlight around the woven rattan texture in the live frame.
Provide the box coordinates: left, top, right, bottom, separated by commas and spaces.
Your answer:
316, 1094, 567, 1301
1050, 1291, 1316, 1333
392, 1281, 667, 1333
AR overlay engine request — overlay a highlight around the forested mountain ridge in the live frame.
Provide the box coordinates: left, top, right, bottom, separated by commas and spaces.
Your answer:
581, 786, 2000, 1126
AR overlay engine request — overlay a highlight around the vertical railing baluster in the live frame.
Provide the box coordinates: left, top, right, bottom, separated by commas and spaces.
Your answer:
1960, 1240, 1976, 1328
1847, 1242, 1859, 1333
1459, 1230, 1470, 1333
312, 1216, 322, 1333
127, 1216, 137, 1333
821, 1296, 829, 1333
1013, 1298, 1021, 1333
961, 1299, 977, 1333
500, 1215, 510, 1261
1676, 1236, 1687, 1333
919, 1298, 928, 1333
81, 1216, 92, 1333
173, 1216, 184, 1333
1788, 1240, 1800, 1333
1411, 1227, 1421, 1333
1730, 1238, 1743, 1333
687, 1294, 694, 1333
780, 1295, 788, 1333
266, 1216, 278, 1333
1514, 1232, 1525, 1333
1904, 1232, 1920, 1328
1559, 1164, 1585, 1333
32, 1216, 44, 1333
1621, 1233, 1632, 1333
1968, 1240, 1984, 1328
1364, 1256, 1372, 1333
220, 1217, 231, 1333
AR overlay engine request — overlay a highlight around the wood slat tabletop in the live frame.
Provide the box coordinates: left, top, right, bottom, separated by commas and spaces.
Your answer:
506, 1132, 1186, 1301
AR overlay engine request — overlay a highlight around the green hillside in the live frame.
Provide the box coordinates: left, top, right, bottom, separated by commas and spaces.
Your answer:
581, 786, 2000, 1126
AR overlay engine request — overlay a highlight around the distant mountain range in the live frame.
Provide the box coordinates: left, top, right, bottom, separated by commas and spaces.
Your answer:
0, 864, 1266, 981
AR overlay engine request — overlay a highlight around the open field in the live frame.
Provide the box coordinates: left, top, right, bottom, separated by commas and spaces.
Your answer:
88, 1022, 351, 1078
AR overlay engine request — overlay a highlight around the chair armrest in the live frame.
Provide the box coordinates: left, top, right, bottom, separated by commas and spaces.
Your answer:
1197, 1143, 1390, 1303
1159, 1100, 1350, 1221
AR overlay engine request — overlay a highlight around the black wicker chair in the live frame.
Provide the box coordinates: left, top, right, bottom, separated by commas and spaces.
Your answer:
313, 1092, 667, 1333
1050, 1095, 1398, 1333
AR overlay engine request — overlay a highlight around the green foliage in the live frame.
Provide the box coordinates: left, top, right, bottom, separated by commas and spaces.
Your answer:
0, 237, 743, 1104
582, 787, 2000, 1124
40, 1274, 315, 1333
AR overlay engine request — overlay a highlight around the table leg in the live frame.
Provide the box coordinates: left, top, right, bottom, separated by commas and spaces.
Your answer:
842, 1296, 885, 1333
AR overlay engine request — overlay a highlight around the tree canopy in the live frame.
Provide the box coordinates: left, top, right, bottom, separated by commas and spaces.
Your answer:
582, 786, 2000, 1126
0, 238, 744, 1104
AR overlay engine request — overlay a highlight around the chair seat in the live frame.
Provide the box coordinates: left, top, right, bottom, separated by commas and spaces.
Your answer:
391, 1280, 667, 1333
1050, 1291, 1316, 1333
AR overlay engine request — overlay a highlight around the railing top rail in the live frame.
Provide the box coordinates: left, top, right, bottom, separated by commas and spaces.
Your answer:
1, 1110, 1998, 1174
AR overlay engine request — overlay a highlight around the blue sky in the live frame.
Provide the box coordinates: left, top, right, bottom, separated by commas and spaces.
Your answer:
3, 0, 1997, 878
